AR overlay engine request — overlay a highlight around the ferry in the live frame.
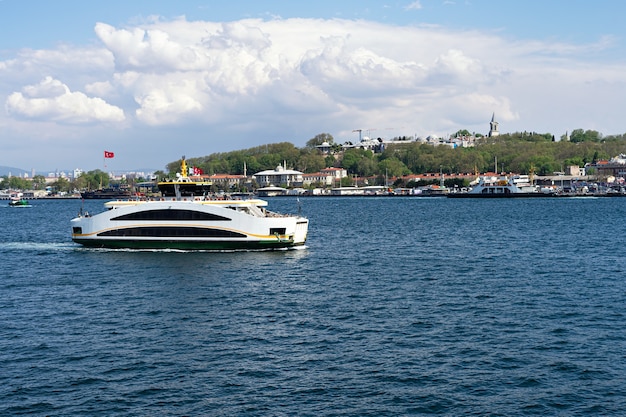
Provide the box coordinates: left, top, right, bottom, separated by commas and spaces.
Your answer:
70, 197, 308, 250
448, 175, 555, 198
72, 155, 309, 250
157, 157, 213, 197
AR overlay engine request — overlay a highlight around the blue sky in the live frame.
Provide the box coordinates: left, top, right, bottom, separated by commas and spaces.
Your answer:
1, 0, 626, 172
3, 0, 623, 48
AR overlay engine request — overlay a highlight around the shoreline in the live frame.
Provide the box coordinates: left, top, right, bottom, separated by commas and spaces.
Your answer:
0, 196, 81, 200
3, 191, 626, 201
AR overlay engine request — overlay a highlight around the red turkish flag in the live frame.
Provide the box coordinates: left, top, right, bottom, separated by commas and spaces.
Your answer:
104, 151, 115, 158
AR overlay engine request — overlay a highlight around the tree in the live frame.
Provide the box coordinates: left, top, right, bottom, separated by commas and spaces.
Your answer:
79, 170, 110, 190
296, 151, 326, 173
563, 157, 584, 168
378, 157, 410, 177
341, 148, 373, 175
32, 175, 47, 190
7, 176, 31, 190
51, 177, 71, 193
306, 133, 334, 148
71, 175, 88, 191
444, 177, 468, 188
570, 129, 602, 143
356, 157, 377, 177
152, 170, 167, 180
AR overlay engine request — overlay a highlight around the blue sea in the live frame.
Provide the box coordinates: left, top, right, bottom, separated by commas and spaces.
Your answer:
1, 196, 625, 416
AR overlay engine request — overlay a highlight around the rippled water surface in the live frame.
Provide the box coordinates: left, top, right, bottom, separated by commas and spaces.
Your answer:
1, 197, 625, 416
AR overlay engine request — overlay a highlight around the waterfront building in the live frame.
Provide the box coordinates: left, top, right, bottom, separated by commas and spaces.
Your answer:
302, 167, 348, 187
253, 164, 303, 187
207, 173, 247, 188
591, 154, 626, 179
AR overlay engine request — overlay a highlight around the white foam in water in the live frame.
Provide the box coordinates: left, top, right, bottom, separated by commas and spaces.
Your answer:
0, 242, 77, 251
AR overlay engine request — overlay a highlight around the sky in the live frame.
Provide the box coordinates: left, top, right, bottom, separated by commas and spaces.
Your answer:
1, 0, 626, 173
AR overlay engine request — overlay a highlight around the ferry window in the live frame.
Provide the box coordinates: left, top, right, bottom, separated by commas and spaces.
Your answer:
98, 226, 245, 238
72, 227, 82, 234
112, 209, 231, 221
270, 228, 286, 235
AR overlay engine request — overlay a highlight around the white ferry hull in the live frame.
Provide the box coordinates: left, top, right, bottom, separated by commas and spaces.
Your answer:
71, 199, 308, 250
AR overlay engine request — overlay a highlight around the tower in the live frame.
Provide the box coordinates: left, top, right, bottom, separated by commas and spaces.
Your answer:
488, 113, 499, 137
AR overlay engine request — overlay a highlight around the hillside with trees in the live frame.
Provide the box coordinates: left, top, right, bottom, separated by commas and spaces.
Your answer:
163, 129, 626, 179
3, 129, 624, 193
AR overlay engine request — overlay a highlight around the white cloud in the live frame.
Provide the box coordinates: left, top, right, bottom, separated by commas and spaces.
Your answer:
5, 76, 125, 124
22, 76, 69, 98
0, 46, 114, 85
299, 35, 427, 99
405, 1, 423, 11
1, 16, 625, 169
429, 49, 491, 85
203, 21, 272, 53
95, 22, 209, 72
133, 74, 204, 125
85, 80, 115, 96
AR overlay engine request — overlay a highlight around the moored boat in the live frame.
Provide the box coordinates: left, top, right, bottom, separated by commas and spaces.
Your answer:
448, 174, 555, 198
157, 157, 213, 197
80, 187, 132, 199
70, 197, 308, 250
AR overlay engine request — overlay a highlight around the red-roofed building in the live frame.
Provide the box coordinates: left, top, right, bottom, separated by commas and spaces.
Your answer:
302, 167, 347, 186
186, 173, 247, 189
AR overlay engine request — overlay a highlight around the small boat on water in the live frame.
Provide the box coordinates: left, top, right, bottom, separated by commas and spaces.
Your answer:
8, 198, 31, 207
448, 174, 555, 198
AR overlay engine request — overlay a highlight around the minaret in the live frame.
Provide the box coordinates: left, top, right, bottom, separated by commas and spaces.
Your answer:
488, 112, 500, 137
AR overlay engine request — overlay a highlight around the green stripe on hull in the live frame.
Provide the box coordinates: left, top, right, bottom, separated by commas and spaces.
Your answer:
72, 238, 304, 250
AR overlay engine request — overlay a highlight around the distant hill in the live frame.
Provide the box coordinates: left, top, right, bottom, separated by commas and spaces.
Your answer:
0, 166, 29, 177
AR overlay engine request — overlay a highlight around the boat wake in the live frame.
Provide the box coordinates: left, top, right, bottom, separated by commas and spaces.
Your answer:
75, 245, 309, 254
0, 242, 308, 254
0, 242, 77, 252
